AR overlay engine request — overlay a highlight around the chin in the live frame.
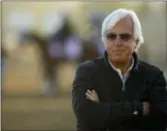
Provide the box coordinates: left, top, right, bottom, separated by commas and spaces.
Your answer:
111, 57, 126, 63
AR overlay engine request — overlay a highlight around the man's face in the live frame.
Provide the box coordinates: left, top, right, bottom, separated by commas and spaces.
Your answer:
105, 16, 137, 63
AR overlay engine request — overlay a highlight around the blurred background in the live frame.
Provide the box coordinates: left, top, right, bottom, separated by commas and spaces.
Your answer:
1, 1, 167, 130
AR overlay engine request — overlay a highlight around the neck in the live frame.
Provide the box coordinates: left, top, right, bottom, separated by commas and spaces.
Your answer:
109, 57, 132, 75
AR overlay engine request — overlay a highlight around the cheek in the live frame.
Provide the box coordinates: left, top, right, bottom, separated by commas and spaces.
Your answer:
124, 42, 136, 52
105, 41, 114, 50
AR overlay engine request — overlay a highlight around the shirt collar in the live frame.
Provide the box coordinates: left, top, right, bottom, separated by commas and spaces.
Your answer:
108, 57, 134, 79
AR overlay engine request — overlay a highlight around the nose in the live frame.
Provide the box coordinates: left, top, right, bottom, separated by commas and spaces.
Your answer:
115, 35, 122, 45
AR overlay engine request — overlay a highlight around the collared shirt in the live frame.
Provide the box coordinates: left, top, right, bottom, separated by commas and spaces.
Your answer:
108, 58, 134, 91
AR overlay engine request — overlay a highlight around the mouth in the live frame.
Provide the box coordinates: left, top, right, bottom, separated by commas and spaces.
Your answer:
113, 51, 124, 53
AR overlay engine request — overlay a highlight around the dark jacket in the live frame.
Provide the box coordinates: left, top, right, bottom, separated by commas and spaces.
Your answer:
72, 52, 167, 131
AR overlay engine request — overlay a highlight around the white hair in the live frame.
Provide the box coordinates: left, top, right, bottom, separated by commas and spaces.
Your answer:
101, 8, 144, 52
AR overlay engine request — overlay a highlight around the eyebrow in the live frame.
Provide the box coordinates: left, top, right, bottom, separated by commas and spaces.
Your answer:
105, 31, 133, 35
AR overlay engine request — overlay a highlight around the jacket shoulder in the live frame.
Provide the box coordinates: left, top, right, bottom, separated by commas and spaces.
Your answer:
74, 58, 104, 82
77, 57, 104, 70
138, 60, 164, 76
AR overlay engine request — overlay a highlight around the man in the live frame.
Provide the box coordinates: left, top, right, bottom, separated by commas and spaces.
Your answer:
72, 8, 167, 131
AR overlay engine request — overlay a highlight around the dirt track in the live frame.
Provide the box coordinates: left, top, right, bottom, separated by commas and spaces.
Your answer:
2, 95, 76, 130
2, 47, 77, 130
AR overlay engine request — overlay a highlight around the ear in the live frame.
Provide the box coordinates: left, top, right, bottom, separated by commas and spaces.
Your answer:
133, 39, 139, 52
134, 39, 139, 48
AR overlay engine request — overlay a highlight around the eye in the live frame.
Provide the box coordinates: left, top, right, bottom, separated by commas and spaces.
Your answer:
120, 33, 133, 41
106, 33, 117, 40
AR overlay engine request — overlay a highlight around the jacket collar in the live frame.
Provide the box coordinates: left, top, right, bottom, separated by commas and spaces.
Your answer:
103, 51, 139, 72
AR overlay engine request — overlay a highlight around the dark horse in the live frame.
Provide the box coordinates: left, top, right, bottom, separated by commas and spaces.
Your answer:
19, 16, 99, 96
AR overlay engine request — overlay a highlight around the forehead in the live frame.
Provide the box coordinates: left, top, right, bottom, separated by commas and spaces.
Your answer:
107, 15, 134, 34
